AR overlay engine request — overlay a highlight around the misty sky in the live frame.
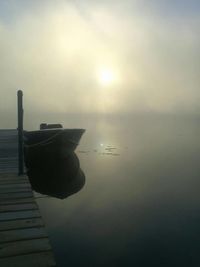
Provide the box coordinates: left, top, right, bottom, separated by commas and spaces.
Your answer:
0, 0, 199, 125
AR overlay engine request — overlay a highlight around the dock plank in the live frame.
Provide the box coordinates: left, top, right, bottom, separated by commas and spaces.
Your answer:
0, 197, 35, 205
0, 251, 56, 267
0, 192, 33, 199
0, 187, 32, 194
0, 210, 41, 221
0, 238, 52, 257
0, 183, 31, 189
0, 176, 29, 182
0, 176, 28, 182
0, 203, 38, 212
0, 218, 44, 231
0, 227, 48, 243
0, 180, 30, 186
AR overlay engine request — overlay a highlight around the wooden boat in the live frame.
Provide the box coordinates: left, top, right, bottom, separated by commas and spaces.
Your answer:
23, 124, 85, 168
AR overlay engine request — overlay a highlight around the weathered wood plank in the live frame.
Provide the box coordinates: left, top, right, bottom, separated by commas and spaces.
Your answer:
0, 174, 26, 178
0, 238, 52, 257
0, 174, 27, 178
0, 180, 29, 185
0, 197, 35, 205
0, 210, 41, 221
0, 203, 38, 212
0, 171, 18, 175
0, 173, 24, 178
0, 176, 28, 181
0, 227, 48, 243
0, 187, 32, 194
0, 183, 31, 189
0, 161, 18, 164
0, 218, 44, 231
0, 177, 28, 182
0, 192, 33, 200
0, 180, 29, 186
0, 251, 56, 267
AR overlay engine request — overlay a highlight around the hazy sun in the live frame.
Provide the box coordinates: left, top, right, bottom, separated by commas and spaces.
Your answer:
98, 68, 115, 86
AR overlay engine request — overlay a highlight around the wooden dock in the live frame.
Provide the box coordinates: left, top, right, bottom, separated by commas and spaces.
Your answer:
0, 130, 56, 267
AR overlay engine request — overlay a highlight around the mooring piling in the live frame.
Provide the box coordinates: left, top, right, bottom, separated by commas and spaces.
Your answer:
17, 90, 24, 175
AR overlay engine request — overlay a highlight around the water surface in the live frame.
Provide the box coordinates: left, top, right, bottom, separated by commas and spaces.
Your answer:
35, 114, 200, 267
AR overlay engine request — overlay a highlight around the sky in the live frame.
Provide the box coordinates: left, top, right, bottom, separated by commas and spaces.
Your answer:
0, 0, 199, 127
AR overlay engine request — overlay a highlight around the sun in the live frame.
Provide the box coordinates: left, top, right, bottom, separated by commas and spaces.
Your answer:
98, 68, 115, 86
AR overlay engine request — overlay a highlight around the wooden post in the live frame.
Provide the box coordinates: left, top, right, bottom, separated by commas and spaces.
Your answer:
17, 90, 24, 175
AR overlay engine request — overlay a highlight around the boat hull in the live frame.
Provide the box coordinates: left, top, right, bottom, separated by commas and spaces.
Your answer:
24, 128, 85, 168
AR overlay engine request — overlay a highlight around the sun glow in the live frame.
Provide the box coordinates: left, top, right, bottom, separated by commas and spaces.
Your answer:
98, 68, 116, 86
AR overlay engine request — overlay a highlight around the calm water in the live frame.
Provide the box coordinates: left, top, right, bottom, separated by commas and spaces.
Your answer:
35, 114, 200, 267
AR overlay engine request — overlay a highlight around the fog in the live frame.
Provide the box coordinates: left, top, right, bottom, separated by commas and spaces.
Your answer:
0, 0, 199, 128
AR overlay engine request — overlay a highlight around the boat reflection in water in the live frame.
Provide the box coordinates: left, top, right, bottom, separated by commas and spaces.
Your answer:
26, 152, 85, 199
